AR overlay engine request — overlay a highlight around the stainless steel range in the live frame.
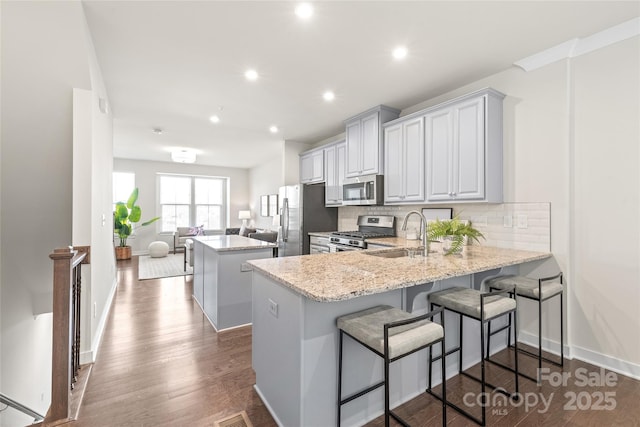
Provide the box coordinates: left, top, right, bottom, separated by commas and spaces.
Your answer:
328, 215, 395, 252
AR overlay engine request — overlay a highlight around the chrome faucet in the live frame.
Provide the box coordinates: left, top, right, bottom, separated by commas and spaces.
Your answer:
401, 210, 428, 256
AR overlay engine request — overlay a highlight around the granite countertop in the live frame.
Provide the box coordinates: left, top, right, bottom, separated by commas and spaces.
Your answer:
248, 244, 551, 302
194, 235, 276, 252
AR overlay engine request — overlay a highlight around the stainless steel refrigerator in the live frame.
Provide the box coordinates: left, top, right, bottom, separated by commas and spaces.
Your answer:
278, 183, 338, 256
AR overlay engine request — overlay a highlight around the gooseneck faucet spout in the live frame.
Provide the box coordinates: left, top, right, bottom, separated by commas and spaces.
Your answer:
401, 210, 428, 256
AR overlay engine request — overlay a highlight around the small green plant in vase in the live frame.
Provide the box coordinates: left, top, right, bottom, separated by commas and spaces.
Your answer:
427, 216, 485, 255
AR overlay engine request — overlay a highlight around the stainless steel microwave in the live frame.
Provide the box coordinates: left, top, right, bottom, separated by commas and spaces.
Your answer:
342, 174, 384, 206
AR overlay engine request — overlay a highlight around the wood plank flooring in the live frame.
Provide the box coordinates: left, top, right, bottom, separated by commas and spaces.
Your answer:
69, 257, 640, 426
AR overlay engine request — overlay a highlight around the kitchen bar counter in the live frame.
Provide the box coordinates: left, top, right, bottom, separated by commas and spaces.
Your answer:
249, 245, 552, 427
249, 244, 550, 302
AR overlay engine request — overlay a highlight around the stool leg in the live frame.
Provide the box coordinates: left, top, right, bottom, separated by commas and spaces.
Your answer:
458, 313, 463, 374
441, 312, 447, 426
337, 330, 343, 427
480, 316, 486, 426
384, 330, 390, 427
538, 294, 543, 381
560, 292, 564, 367
513, 308, 520, 396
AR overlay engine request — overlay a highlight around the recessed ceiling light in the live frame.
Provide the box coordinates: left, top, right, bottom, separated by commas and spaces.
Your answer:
269, 125, 279, 133
245, 69, 259, 81
392, 46, 408, 60
323, 91, 335, 102
295, 3, 314, 19
152, 128, 163, 135
209, 115, 220, 124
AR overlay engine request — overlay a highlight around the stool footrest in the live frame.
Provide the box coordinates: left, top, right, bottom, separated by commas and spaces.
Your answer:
340, 380, 385, 406
460, 371, 516, 398
488, 322, 511, 337
509, 344, 563, 367
389, 410, 411, 427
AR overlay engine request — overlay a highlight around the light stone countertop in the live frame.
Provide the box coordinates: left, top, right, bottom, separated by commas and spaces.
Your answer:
248, 244, 551, 302
194, 235, 276, 252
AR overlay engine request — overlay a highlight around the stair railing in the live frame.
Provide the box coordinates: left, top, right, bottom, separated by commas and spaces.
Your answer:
0, 392, 45, 423
46, 247, 87, 424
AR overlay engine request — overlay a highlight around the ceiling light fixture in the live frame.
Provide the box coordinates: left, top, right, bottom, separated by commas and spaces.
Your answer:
295, 3, 314, 19
152, 128, 163, 135
392, 46, 408, 60
209, 115, 220, 123
171, 149, 196, 164
323, 91, 335, 102
245, 69, 259, 81
269, 125, 279, 133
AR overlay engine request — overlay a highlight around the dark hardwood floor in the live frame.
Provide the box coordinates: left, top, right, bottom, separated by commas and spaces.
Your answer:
70, 257, 640, 426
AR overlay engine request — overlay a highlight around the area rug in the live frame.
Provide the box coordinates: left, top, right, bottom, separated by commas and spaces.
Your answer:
213, 411, 253, 427
138, 253, 193, 280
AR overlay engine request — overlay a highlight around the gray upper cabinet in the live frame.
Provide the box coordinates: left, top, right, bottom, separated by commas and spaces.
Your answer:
324, 141, 346, 206
300, 147, 324, 184
425, 88, 504, 203
345, 105, 400, 177
384, 116, 425, 204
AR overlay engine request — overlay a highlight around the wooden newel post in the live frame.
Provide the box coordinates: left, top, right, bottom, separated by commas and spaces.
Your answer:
48, 247, 85, 423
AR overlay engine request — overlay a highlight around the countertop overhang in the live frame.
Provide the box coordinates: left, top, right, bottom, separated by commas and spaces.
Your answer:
248, 245, 551, 302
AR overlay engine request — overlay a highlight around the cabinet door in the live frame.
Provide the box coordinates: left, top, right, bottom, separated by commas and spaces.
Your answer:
453, 97, 485, 200
360, 112, 380, 175
324, 145, 337, 204
300, 153, 315, 183
402, 117, 425, 201
426, 109, 454, 201
301, 150, 324, 184
384, 123, 404, 202
336, 142, 346, 203
345, 121, 361, 176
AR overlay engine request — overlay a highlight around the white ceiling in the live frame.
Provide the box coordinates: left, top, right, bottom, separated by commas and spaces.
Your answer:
83, 1, 639, 169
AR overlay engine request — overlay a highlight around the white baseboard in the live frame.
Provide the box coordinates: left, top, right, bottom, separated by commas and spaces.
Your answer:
79, 277, 118, 365
518, 330, 640, 380
571, 344, 640, 381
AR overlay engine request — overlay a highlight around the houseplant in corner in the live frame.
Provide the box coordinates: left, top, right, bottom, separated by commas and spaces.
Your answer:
114, 188, 160, 260
427, 216, 484, 255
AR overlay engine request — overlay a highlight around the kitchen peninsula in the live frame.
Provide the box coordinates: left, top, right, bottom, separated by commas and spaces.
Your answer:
249, 245, 551, 427
192, 235, 276, 331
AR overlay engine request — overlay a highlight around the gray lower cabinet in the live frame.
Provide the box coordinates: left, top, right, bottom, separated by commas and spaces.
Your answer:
193, 239, 274, 331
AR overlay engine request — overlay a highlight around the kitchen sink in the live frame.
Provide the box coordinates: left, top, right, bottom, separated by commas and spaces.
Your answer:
365, 249, 425, 258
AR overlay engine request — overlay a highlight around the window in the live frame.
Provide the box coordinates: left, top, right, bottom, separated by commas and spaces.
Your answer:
113, 172, 135, 206
158, 174, 228, 232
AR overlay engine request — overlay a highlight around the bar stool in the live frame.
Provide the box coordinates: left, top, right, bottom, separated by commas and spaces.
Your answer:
337, 305, 446, 427
428, 286, 518, 426
485, 272, 564, 382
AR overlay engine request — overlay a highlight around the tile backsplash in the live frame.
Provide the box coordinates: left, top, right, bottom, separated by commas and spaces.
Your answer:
338, 202, 551, 252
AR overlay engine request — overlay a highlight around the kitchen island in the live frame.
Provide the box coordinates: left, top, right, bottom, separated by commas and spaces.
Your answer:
248, 245, 551, 427
192, 235, 276, 331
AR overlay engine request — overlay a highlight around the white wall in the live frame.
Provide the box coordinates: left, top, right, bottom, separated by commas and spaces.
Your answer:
113, 158, 250, 253
571, 36, 639, 373
73, 10, 118, 366
0, 2, 93, 425
249, 155, 283, 231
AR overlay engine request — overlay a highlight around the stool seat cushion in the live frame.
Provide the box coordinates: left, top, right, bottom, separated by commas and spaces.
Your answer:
487, 275, 563, 300
429, 287, 516, 320
337, 305, 443, 360
148, 241, 169, 258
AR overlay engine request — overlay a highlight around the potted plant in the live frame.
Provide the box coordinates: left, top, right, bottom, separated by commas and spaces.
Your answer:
113, 188, 160, 260
426, 216, 484, 255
